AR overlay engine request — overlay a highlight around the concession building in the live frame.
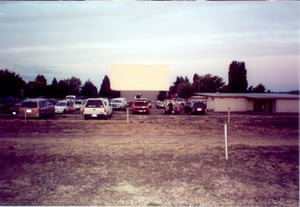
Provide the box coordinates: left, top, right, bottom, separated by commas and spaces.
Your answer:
193, 93, 299, 113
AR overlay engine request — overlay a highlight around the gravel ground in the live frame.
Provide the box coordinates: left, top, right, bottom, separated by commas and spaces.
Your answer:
0, 111, 298, 206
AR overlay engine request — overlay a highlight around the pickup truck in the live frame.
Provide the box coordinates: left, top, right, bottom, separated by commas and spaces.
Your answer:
82, 98, 113, 120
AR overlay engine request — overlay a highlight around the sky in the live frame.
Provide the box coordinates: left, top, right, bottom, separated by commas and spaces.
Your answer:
0, 1, 299, 92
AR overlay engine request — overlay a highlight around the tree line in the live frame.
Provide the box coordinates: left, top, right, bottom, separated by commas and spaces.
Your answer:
0, 60, 267, 99
0, 70, 100, 99
164, 60, 267, 99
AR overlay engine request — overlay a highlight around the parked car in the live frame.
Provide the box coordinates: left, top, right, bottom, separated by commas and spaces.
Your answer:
65, 95, 76, 111
82, 98, 113, 120
47, 98, 57, 105
19, 98, 55, 118
8, 102, 22, 115
173, 98, 186, 106
0, 97, 15, 110
111, 98, 127, 111
79, 100, 87, 113
75, 99, 85, 111
55, 100, 71, 114
155, 100, 165, 109
131, 98, 150, 114
147, 100, 152, 109
184, 101, 207, 115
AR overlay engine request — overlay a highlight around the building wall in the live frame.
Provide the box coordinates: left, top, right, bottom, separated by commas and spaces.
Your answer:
200, 93, 299, 113
247, 99, 255, 111
120, 90, 160, 102
215, 97, 250, 112
275, 99, 299, 113
206, 97, 215, 111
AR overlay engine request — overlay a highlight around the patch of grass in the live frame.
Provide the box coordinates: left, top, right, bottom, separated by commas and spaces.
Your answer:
203, 185, 214, 192
147, 202, 160, 206
193, 185, 214, 192
193, 187, 201, 191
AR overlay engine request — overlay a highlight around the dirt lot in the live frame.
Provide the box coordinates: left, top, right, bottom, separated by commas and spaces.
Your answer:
0, 110, 299, 206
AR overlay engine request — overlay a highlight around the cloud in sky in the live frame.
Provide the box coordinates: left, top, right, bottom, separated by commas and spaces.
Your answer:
0, 1, 299, 92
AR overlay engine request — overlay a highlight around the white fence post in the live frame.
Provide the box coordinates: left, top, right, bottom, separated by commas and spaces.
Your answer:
224, 122, 228, 160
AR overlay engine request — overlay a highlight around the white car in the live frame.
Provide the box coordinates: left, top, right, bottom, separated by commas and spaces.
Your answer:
55, 100, 70, 114
111, 98, 127, 111
75, 99, 85, 110
82, 98, 113, 120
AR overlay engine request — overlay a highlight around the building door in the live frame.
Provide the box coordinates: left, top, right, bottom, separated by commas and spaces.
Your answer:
254, 99, 274, 112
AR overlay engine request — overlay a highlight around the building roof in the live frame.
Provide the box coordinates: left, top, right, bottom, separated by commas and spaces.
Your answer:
194, 93, 300, 100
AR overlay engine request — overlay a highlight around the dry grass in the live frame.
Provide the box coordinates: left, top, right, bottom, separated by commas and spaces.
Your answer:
0, 112, 298, 206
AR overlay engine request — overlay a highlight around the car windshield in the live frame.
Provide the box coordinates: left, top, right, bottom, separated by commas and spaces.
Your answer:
12, 103, 21, 108
112, 100, 121, 103
21, 101, 38, 108
194, 102, 205, 107
86, 100, 103, 108
56, 102, 67, 106
134, 101, 148, 106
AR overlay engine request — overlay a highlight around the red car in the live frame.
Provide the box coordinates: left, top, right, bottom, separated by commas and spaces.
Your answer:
131, 98, 150, 114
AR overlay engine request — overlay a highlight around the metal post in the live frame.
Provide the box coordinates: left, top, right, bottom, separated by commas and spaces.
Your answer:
24, 108, 27, 124
227, 107, 230, 125
224, 122, 228, 160
127, 107, 129, 124
46, 119, 49, 134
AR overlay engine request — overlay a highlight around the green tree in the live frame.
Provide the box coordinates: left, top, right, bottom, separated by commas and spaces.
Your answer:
228, 61, 248, 93
249, 83, 266, 93
48, 77, 58, 98
99, 75, 111, 98
0, 69, 26, 98
56, 80, 68, 98
110, 90, 121, 99
192, 73, 225, 92
55, 77, 82, 98
36, 74, 47, 85
157, 91, 168, 101
51, 78, 58, 86
81, 80, 98, 98
98, 75, 121, 98
169, 76, 190, 97
66, 76, 82, 95
27, 74, 48, 97
177, 81, 193, 98
192, 73, 200, 92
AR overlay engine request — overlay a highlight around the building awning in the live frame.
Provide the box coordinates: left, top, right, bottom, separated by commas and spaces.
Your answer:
194, 93, 300, 100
